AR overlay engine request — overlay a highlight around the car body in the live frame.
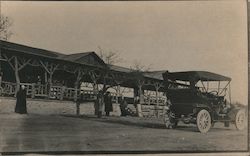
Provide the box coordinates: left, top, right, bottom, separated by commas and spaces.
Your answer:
162, 71, 245, 133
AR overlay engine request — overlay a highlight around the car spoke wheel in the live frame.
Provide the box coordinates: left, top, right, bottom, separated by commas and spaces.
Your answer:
235, 110, 245, 130
196, 109, 211, 133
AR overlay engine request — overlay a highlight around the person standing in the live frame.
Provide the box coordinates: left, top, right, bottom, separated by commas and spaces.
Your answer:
76, 93, 84, 116
104, 91, 113, 116
120, 96, 128, 116
15, 85, 27, 114
94, 94, 99, 116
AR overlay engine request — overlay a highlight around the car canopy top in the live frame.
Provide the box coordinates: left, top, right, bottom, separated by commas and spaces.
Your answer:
164, 71, 231, 82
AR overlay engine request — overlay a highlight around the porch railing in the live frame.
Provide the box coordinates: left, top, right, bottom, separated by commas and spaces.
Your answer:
0, 81, 167, 118
1, 81, 16, 96
0, 81, 95, 101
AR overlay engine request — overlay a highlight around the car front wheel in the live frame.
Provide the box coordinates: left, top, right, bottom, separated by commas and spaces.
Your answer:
196, 109, 212, 133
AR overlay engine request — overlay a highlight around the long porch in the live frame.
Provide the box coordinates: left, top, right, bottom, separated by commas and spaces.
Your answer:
0, 40, 167, 117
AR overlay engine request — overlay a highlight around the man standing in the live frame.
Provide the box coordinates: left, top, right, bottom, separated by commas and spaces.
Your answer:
104, 91, 113, 116
120, 96, 128, 116
15, 85, 27, 114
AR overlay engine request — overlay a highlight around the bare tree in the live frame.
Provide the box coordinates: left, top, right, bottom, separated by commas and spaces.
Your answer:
97, 46, 122, 65
130, 60, 151, 92
0, 14, 13, 41
0, 14, 13, 91
131, 60, 152, 72
129, 60, 153, 117
97, 47, 123, 91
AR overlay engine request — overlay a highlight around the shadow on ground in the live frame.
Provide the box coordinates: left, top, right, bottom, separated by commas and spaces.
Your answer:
61, 114, 240, 133
62, 114, 167, 129
61, 114, 203, 132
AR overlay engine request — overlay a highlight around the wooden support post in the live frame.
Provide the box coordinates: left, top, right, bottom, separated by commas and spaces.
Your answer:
14, 57, 21, 93
31, 83, 35, 99
155, 87, 159, 118
0, 70, 2, 89
44, 70, 48, 96
89, 70, 101, 116
93, 82, 99, 115
73, 68, 85, 115
76, 101, 80, 116
7, 56, 31, 95
40, 60, 59, 98
74, 68, 84, 102
137, 84, 143, 117
139, 88, 144, 103
116, 84, 120, 104
74, 85, 78, 102
89, 70, 101, 94
93, 82, 98, 94
60, 86, 65, 100
74, 81, 79, 102
154, 82, 163, 118
48, 73, 53, 98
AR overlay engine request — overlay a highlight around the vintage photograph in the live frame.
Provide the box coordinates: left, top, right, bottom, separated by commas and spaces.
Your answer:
0, 0, 248, 155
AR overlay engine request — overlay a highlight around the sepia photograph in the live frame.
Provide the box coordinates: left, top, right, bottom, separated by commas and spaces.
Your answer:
0, 0, 248, 155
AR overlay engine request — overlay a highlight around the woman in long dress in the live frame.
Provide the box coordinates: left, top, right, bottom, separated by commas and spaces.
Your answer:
104, 91, 113, 116
15, 85, 27, 114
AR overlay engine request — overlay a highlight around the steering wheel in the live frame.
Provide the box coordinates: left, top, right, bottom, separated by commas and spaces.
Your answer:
208, 90, 218, 95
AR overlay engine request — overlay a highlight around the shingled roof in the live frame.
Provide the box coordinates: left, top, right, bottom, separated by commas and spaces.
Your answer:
109, 65, 167, 80
142, 70, 167, 80
165, 71, 231, 81
58, 52, 106, 66
59, 52, 92, 61
109, 64, 134, 73
0, 40, 64, 58
0, 40, 165, 81
0, 40, 106, 67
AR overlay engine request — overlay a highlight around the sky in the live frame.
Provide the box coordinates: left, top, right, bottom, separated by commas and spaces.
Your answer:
1, 1, 248, 104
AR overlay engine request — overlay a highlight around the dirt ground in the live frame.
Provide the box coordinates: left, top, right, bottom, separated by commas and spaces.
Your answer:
0, 97, 248, 154
0, 112, 248, 154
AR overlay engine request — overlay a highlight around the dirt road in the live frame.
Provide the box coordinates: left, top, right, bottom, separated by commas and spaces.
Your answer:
0, 113, 248, 154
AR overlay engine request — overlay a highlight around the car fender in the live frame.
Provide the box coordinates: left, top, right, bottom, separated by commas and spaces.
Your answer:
227, 108, 245, 121
193, 103, 213, 118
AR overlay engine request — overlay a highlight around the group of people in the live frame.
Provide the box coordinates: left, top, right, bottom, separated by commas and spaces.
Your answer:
95, 91, 113, 118
95, 91, 136, 118
14, 85, 135, 117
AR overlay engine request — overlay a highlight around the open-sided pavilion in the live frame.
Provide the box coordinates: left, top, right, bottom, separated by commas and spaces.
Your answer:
0, 40, 168, 116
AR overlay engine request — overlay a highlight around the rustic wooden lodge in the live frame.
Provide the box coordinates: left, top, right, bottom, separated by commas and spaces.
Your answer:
0, 40, 168, 117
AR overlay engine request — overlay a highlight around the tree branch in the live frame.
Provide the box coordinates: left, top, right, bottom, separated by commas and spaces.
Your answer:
18, 58, 31, 71
39, 60, 50, 74
2, 54, 15, 70
7, 59, 15, 70
51, 64, 59, 73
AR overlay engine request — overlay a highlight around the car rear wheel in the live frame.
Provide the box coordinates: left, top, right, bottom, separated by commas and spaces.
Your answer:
196, 109, 211, 133
235, 109, 245, 130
